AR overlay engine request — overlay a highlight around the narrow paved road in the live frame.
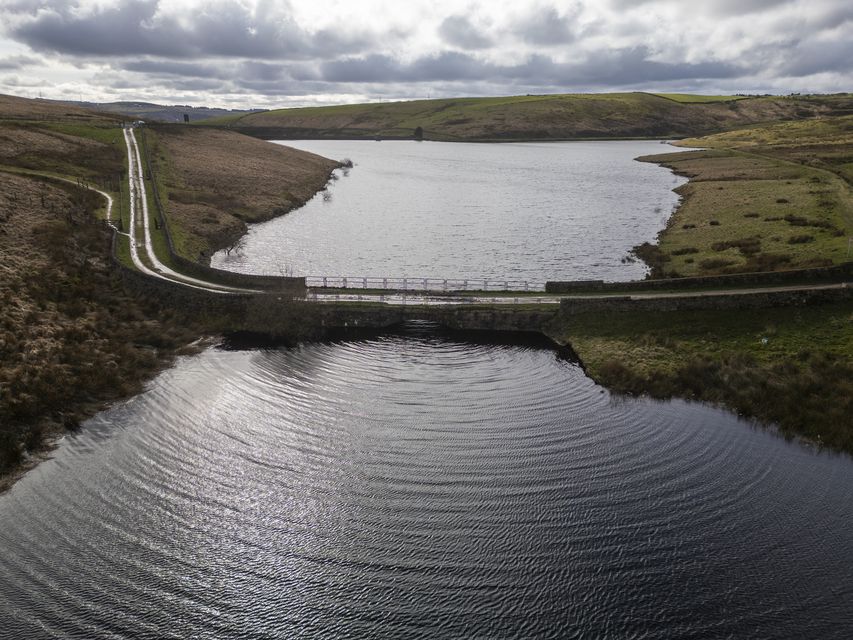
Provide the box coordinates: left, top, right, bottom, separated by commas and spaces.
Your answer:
122, 126, 254, 294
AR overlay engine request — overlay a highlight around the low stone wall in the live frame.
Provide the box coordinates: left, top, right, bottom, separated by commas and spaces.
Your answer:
138, 128, 306, 294
545, 262, 853, 294
559, 286, 852, 315
168, 253, 306, 292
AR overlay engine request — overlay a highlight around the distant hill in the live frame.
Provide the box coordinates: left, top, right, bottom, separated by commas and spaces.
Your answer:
0, 93, 119, 123
207, 92, 853, 141
58, 100, 264, 123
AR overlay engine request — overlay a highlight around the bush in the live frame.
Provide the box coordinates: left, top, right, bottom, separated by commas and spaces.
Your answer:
742, 252, 793, 271
631, 242, 670, 278
711, 237, 761, 255
788, 234, 814, 244
700, 257, 736, 271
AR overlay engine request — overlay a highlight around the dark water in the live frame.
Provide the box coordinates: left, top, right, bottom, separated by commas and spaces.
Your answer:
211, 140, 688, 282
2, 327, 851, 638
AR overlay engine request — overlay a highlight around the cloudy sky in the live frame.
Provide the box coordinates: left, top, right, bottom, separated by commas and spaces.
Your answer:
0, 0, 850, 108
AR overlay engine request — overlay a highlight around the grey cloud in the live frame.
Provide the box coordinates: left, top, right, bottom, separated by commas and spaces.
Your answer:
779, 37, 853, 77
122, 59, 224, 79
322, 55, 401, 83
563, 47, 746, 84
8, 0, 374, 60
706, 0, 793, 16
1, 74, 48, 87
513, 5, 579, 45
438, 15, 493, 49
238, 61, 289, 82
0, 54, 40, 70
609, 0, 793, 15
323, 52, 492, 83
323, 47, 745, 86
809, 5, 853, 31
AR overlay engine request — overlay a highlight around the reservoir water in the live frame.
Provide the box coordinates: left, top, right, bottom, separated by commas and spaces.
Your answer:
212, 140, 687, 282
1, 329, 852, 638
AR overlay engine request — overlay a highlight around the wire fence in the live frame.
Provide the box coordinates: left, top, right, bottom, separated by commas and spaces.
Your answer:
305, 276, 546, 292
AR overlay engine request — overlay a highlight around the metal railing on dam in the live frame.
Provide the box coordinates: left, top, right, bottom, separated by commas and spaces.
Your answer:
306, 276, 546, 292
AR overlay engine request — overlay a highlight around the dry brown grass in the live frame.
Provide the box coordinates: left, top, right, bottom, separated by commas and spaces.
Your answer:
0, 171, 200, 491
0, 122, 124, 179
149, 126, 340, 260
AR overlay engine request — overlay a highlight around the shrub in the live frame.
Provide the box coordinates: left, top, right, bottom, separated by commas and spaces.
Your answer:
743, 252, 793, 271
709, 220, 720, 226
671, 247, 699, 256
711, 237, 761, 255
788, 234, 814, 244
631, 242, 670, 278
699, 258, 736, 271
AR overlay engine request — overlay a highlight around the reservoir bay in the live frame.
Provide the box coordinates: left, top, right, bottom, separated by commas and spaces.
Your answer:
212, 140, 687, 282
1, 329, 851, 638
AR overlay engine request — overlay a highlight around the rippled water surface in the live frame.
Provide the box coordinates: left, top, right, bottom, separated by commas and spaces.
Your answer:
212, 140, 687, 282
2, 328, 852, 638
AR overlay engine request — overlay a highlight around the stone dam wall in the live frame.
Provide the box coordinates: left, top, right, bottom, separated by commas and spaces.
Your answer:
117, 253, 852, 340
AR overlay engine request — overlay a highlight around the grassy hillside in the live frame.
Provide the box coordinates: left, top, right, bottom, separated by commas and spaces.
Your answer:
63, 100, 263, 123
679, 114, 853, 185
144, 125, 341, 262
0, 93, 118, 123
560, 302, 853, 453
210, 92, 853, 141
